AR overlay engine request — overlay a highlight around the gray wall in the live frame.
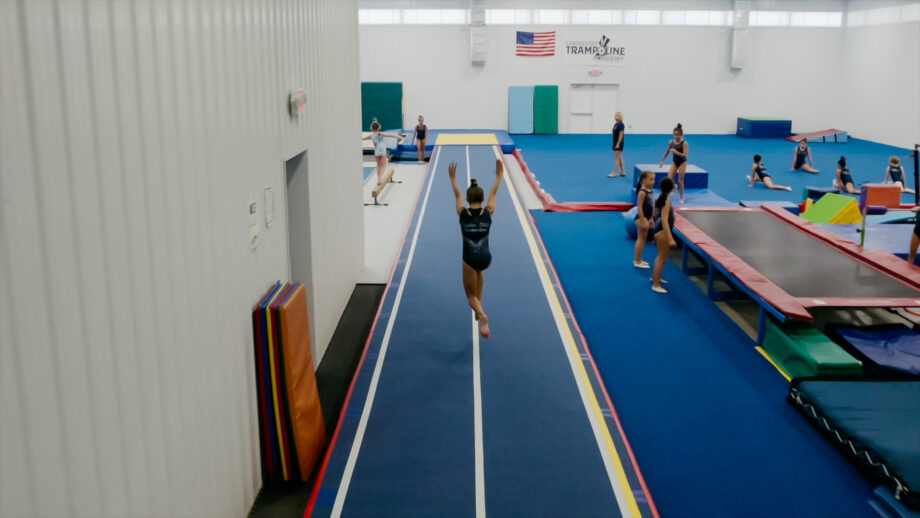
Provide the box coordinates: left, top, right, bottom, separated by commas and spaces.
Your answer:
0, 0, 362, 516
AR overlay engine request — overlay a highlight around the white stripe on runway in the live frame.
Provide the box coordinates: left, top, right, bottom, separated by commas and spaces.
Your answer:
330, 146, 442, 517
467, 146, 487, 518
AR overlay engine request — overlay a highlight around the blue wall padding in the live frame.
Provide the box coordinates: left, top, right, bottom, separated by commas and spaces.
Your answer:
508, 87, 534, 134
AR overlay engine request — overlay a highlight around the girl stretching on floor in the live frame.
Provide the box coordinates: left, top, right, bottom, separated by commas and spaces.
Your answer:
749, 155, 792, 191
362, 120, 402, 185
790, 139, 819, 173
412, 115, 428, 163
659, 123, 689, 204
652, 177, 677, 294
448, 158, 504, 338
885, 156, 914, 194
835, 156, 860, 194
633, 171, 655, 268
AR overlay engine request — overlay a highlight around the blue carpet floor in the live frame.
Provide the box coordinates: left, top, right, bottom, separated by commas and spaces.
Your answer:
531, 210, 877, 518
515, 134, 916, 205
363, 166, 376, 181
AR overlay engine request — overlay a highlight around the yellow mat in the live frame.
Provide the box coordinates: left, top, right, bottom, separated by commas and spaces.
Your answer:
435, 133, 499, 145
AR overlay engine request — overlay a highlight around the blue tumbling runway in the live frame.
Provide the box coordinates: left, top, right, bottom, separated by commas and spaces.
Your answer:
530, 210, 878, 517
310, 145, 650, 517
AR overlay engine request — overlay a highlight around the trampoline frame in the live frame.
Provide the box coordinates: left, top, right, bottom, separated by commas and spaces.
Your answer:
674, 206, 920, 344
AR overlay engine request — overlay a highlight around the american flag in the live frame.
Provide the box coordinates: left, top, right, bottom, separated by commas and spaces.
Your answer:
516, 31, 555, 56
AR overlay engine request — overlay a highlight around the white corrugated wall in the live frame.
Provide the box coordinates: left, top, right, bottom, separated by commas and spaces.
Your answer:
0, 1, 362, 516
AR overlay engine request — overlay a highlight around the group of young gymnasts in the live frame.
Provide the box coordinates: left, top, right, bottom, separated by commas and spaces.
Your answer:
363, 113, 917, 335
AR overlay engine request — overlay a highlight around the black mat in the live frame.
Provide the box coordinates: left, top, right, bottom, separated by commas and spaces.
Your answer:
681, 210, 919, 299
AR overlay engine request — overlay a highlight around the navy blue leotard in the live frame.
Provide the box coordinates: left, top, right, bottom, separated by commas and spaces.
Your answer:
460, 207, 492, 271
889, 165, 905, 184
839, 167, 854, 187
670, 140, 687, 166
636, 188, 654, 220
653, 200, 674, 236
754, 163, 771, 180
416, 124, 427, 140
794, 146, 808, 168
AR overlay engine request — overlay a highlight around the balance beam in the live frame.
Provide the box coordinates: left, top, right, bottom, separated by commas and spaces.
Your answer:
365, 168, 400, 206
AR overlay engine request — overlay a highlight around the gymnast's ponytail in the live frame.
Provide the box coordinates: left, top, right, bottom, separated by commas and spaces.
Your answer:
467, 179, 484, 204
673, 123, 683, 136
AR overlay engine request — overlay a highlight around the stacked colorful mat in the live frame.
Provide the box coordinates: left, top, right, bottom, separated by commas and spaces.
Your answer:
252, 282, 326, 482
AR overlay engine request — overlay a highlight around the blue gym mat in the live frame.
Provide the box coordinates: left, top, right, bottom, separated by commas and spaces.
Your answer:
311, 145, 646, 517
362, 166, 375, 181
515, 134, 916, 206
530, 210, 877, 517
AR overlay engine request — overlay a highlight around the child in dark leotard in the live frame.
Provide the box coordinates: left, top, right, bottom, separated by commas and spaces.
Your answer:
412, 115, 428, 163
790, 138, 819, 173
835, 156, 860, 194
651, 177, 677, 293
609, 112, 626, 177
659, 123, 689, 203
885, 156, 914, 194
362, 120, 402, 184
449, 159, 504, 338
633, 171, 655, 268
749, 154, 792, 191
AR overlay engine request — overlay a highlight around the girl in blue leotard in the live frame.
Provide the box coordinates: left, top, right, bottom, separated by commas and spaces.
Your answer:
749, 154, 791, 191
885, 156, 914, 194
412, 115, 428, 163
651, 177, 677, 294
449, 159, 504, 338
835, 156, 860, 194
633, 171, 655, 268
362, 120, 402, 185
790, 138, 819, 173
659, 123, 689, 203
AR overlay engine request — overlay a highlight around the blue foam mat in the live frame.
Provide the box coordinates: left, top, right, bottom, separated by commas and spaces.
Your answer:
392, 129, 516, 158
530, 210, 877, 517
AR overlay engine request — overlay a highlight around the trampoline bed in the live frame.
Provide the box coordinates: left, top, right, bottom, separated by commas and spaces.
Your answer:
675, 206, 920, 323
788, 380, 920, 510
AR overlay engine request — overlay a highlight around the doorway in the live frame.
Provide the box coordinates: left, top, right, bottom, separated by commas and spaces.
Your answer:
568, 83, 619, 134
285, 150, 312, 290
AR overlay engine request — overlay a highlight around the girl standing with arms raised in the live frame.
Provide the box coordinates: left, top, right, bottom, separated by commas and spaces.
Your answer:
448, 159, 504, 338
659, 123, 689, 204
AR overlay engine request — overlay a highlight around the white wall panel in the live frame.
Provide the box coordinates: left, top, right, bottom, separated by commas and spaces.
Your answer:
0, 0, 362, 516
842, 21, 920, 148
360, 24, 844, 134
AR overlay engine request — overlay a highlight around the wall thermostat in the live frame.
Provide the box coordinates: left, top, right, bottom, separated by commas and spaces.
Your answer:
289, 89, 306, 116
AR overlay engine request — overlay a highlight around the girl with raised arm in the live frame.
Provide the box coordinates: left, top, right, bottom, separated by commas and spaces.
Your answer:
659, 123, 689, 204
448, 158, 504, 338
362, 120, 402, 185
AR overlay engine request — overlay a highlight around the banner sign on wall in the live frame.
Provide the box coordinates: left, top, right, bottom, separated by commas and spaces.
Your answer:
562, 34, 628, 66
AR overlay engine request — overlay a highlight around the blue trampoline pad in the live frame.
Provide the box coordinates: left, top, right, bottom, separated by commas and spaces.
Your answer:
790, 380, 920, 511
